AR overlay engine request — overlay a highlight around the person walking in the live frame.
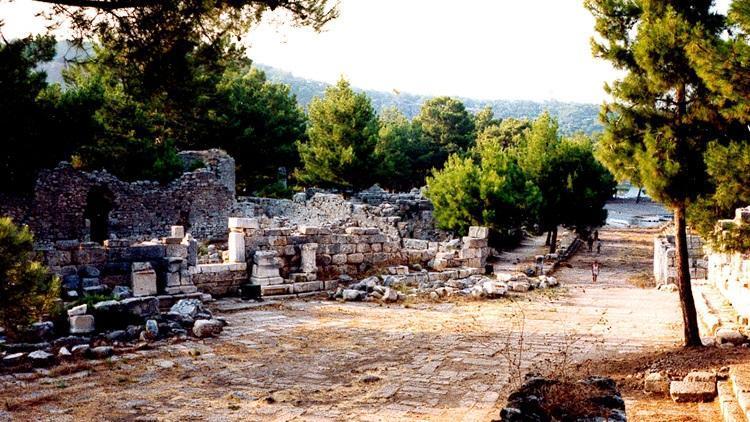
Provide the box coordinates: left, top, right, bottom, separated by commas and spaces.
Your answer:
597, 240, 602, 254
592, 260, 600, 283
587, 236, 594, 253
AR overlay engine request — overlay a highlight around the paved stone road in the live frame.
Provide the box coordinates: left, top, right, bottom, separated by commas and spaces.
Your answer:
0, 228, 692, 421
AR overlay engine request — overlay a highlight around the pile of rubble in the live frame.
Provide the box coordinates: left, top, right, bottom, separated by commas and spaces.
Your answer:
498, 375, 627, 421
0, 299, 223, 371
329, 267, 559, 303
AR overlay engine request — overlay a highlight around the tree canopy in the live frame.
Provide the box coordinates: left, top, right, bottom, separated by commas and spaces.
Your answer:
585, 0, 736, 346
296, 78, 379, 190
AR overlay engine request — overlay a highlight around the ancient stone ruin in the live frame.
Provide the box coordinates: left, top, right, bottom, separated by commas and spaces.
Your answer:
0, 149, 566, 371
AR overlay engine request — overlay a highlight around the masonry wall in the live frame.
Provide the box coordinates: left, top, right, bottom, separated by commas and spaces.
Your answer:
238, 186, 447, 241
653, 234, 706, 285
25, 149, 235, 243
706, 206, 750, 322
190, 263, 247, 296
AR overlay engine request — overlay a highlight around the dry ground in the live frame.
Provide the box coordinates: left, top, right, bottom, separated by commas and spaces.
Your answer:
1, 226, 747, 421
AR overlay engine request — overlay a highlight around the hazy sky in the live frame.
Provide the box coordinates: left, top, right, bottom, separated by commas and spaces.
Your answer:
0, 0, 733, 104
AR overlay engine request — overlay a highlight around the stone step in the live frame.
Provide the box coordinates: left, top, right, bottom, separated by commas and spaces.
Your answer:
719, 380, 747, 422
694, 280, 743, 338
731, 365, 750, 421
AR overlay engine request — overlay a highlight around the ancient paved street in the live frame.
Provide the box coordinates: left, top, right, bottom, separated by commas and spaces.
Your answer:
0, 228, 715, 421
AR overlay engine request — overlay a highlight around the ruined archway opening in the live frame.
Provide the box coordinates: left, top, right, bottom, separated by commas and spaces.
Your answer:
84, 186, 113, 244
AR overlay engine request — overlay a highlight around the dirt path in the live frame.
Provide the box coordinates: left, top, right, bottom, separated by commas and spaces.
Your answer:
0, 227, 734, 421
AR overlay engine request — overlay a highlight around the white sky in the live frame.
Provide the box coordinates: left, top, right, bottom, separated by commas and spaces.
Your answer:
0, 0, 733, 104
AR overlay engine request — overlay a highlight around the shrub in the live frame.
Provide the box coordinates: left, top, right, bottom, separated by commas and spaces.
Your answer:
0, 217, 60, 339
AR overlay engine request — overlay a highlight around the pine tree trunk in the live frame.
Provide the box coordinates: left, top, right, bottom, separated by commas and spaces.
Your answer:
674, 205, 702, 347
549, 226, 558, 254
545, 231, 552, 247
636, 187, 642, 204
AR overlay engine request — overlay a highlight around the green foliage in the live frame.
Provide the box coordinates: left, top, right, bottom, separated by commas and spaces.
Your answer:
586, 0, 728, 210
210, 68, 307, 193
258, 65, 604, 135
473, 106, 502, 134
682, 2, 750, 247
413, 97, 476, 170
0, 35, 58, 191
689, 141, 750, 241
63, 61, 185, 183
477, 118, 530, 151
516, 113, 616, 234
296, 78, 379, 190
425, 145, 541, 237
586, 0, 730, 345
374, 108, 434, 191
0, 218, 60, 340
427, 113, 614, 241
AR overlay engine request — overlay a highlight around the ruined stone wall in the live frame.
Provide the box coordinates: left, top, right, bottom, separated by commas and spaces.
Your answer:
238, 186, 447, 241
27, 149, 235, 243
0, 193, 32, 225
243, 225, 406, 281
190, 263, 247, 296
653, 234, 706, 285
223, 217, 489, 297
707, 206, 750, 322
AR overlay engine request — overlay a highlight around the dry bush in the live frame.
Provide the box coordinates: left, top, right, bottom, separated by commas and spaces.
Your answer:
627, 272, 655, 288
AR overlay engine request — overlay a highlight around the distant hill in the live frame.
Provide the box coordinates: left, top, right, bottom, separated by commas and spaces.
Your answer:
256, 64, 604, 135
41, 42, 603, 135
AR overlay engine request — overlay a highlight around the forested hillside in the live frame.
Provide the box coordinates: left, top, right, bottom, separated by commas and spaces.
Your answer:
42, 42, 601, 135
257, 64, 603, 135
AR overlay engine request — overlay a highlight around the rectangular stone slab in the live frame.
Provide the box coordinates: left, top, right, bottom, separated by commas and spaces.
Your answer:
670, 381, 717, 403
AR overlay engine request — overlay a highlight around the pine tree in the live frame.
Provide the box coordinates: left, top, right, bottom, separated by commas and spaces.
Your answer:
685, 0, 750, 239
296, 78, 379, 190
586, 0, 727, 346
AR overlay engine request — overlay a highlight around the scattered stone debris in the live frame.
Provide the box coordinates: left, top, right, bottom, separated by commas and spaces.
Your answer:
329, 271, 558, 303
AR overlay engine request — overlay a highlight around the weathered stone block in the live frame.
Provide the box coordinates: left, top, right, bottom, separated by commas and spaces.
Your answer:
644, 372, 670, 394
170, 225, 185, 238
69, 315, 95, 334
193, 319, 223, 338
403, 239, 429, 250
261, 284, 291, 296
251, 276, 284, 286
121, 296, 160, 318
301, 243, 318, 274
131, 262, 158, 297
468, 226, 490, 239
124, 245, 165, 261
252, 264, 280, 278
463, 237, 488, 248
228, 231, 245, 263
356, 243, 371, 253
293, 281, 324, 294
669, 381, 717, 402
348, 253, 365, 264
299, 226, 320, 235
228, 217, 260, 230
340, 244, 356, 254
